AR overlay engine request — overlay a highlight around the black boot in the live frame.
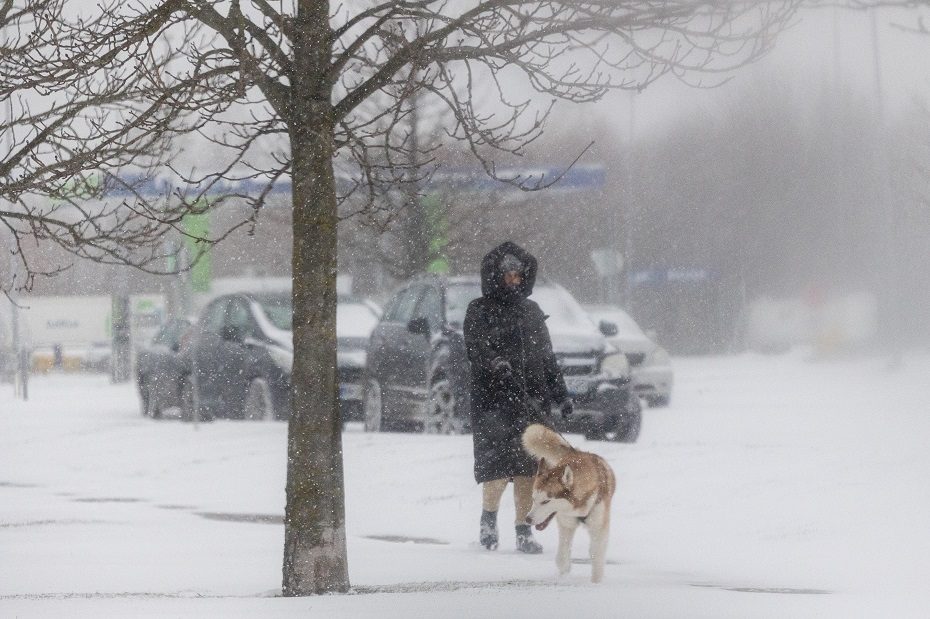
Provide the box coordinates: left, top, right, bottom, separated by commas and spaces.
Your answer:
480, 510, 499, 550
515, 524, 543, 554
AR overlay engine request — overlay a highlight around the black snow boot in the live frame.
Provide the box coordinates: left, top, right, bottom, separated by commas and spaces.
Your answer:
480, 510, 499, 550
515, 524, 543, 554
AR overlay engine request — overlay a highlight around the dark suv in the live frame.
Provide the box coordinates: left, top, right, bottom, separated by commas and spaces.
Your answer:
363, 275, 642, 441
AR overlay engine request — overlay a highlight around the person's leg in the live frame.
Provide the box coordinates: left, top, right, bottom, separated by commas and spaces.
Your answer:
513, 475, 534, 523
483, 478, 508, 512
480, 479, 508, 550
513, 476, 543, 553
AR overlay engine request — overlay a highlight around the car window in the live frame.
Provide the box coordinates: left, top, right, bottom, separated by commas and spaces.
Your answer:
202, 299, 228, 334
415, 286, 442, 332
445, 283, 481, 326
152, 319, 189, 348
226, 299, 256, 337
380, 294, 400, 321
151, 323, 172, 347
255, 294, 292, 331
382, 288, 408, 322
384, 286, 421, 323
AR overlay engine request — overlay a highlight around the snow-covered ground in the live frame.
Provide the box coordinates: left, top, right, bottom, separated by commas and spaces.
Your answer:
2, 350, 929, 618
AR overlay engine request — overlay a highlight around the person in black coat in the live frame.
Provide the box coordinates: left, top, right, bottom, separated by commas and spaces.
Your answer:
464, 241, 573, 553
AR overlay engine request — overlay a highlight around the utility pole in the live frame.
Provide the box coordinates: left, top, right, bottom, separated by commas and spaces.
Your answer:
5, 95, 27, 400
622, 91, 637, 308
5, 242, 27, 400
110, 269, 132, 383
869, 10, 901, 367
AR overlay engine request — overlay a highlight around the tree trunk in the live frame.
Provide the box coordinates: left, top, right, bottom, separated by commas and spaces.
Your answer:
282, 0, 349, 596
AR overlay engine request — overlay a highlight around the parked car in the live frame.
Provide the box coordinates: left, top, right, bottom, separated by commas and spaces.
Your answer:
135, 317, 194, 418
185, 292, 293, 421
0, 347, 15, 383
184, 292, 381, 422
364, 276, 642, 441
337, 296, 381, 422
584, 304, 674, 407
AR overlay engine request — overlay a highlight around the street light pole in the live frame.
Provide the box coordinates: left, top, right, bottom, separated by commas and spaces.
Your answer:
622, 91, 637, 308
4, 95, 26, 399
7, 244, 26, 400
869, 10, 901, 366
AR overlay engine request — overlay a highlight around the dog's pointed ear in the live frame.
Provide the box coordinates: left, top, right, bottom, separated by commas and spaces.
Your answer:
561, 465, 573, 488
536, 458, 550, 475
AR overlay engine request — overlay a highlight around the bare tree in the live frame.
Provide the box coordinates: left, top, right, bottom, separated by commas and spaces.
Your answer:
0, 2, 259, 294
4, 0, 800, 595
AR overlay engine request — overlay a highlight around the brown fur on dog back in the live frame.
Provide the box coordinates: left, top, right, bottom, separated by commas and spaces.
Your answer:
522, 423, 574, 465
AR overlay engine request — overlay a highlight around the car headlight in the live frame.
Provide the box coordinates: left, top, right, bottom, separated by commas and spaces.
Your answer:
267, 345, 293, 374
600, 352, 629, 379
649, 346, 670, 366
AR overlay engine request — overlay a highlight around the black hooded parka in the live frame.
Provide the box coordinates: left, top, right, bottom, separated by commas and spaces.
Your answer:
464, 242, 568, 483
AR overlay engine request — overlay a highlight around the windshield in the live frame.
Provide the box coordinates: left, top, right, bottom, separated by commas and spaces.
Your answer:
253, 295, 381, 339
445, 283, 595, 332
446, 283, 481, 326
255, 295, 292, 331
337, 303, 380, 340
529, 286, 597, 331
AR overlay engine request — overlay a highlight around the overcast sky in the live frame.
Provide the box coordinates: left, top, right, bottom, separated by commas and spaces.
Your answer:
589, 6, 930, 141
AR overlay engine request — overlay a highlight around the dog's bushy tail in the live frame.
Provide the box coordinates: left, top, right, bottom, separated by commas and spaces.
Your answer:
522, 423, 573, 465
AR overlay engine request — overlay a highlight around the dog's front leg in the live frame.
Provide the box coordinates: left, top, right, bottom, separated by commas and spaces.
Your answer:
588, 525, 609, 583
555, 520, 577, 577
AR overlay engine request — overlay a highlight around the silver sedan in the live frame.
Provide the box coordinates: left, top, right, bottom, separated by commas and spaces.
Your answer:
585, 305, 674, 407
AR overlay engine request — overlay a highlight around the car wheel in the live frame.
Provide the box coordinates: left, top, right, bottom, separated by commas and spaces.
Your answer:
139, 379, 163, 419
244, 377, 276, 421
139, 380, 152, 417
610, 395, 642, 443
423, 375, 467, 435
145, 383, 163, 420
647, 394, 670, 408
582, 420, 606, 441
583, 390, 642, 442
180, 375, 212, 423
363, 377, 383, 432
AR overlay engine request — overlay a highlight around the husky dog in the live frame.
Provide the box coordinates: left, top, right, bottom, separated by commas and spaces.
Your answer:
522, 423, 616, 583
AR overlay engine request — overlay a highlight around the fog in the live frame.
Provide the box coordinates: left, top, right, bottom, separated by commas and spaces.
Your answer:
4, 3, 930, 615
4, 6, 927, 358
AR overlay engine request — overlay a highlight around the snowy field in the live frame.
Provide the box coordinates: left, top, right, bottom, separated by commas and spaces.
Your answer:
2, 350, 929, 618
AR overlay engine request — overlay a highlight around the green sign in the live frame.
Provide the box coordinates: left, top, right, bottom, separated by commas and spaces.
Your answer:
183, 204, 212, 293
423, 194, 449, 274
51, 173, 102, 206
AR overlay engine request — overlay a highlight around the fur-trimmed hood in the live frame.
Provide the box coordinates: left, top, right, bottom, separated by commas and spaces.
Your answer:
479, 241, 538, 302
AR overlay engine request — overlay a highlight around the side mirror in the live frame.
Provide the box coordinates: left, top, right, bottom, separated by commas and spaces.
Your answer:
407, 316, 431, 337
221, 324, 244, 343
599, 320, 618, 337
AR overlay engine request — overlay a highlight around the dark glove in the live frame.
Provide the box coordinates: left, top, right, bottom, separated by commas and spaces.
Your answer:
491, 357, 513, 376
559, 398, 574, 418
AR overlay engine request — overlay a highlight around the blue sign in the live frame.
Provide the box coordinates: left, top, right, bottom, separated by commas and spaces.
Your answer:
100, 164, 604, 200
428, 164, 605, 192
630, 268, 718, 286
